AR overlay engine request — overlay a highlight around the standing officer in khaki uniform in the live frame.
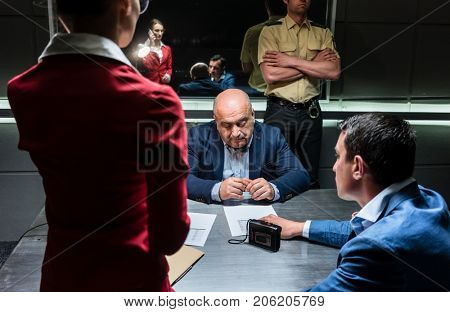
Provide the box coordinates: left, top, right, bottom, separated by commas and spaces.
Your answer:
240, 0, 285, 94
258, 0, 340, 188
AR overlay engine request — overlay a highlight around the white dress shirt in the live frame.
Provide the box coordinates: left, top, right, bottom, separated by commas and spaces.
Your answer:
302, 177, 416, 238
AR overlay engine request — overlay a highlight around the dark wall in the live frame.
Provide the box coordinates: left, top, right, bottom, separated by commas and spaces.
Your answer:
0, 0, 49, 97
0, 124, 44, 241
331, 0, 450, 101
0, 0, 48, 241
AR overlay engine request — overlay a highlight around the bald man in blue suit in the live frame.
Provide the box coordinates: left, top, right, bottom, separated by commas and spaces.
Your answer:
187, 89, 310, 204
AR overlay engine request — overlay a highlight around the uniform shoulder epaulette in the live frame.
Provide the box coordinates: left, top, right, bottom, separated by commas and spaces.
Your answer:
310, 20, 327, 29
266, 20, 283, 26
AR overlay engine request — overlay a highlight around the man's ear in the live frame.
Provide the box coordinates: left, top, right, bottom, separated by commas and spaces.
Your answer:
352, 155, 365, 180
117, 0, 132, 16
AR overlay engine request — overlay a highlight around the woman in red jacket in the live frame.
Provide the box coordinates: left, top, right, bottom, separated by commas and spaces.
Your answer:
141, 19, 173, 84
8, 0, 190, 291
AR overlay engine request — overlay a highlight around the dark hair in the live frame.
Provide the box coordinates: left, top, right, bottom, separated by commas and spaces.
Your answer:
56, 0, 111, 16
265, 0, 286, 16
339, 113, 416, 187
210, 54, 226, 68
149, 18, 164, 30
190, 63, 209, 80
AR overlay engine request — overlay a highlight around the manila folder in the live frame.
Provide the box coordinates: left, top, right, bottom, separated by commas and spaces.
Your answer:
166, 245, 204, 285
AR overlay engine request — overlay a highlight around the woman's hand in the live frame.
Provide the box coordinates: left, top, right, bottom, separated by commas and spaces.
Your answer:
162, 73, 171, 83
147, 29, 156, 46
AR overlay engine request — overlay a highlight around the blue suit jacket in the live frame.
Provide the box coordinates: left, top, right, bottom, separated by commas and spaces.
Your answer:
178, 79, 223, 97
306, 182, 450, 291
217, 72, 236, 90
187, 121, 310, 204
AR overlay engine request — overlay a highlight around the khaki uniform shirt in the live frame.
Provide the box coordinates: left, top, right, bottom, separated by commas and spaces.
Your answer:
240, 16, 283, 92
258, 15, 339, 103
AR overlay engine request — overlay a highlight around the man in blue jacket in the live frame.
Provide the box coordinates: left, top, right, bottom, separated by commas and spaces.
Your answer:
178, 62, 223, 97
208, 55, 236, 90
262, 113, 450, 291
188, 89, 310, 204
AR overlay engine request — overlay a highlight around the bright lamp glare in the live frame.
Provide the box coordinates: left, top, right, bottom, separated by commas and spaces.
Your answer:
137, 45, 151, 58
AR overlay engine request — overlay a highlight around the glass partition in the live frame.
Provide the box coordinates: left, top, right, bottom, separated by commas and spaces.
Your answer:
1, 0, 449, 117
125, 0, 333, 100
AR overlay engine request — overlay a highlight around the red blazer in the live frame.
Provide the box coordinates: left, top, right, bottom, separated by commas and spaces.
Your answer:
142, 45, 172, 84
8, 54, 190, 291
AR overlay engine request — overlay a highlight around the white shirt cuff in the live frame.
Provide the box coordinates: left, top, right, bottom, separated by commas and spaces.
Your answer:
211, 182, 222, 202
269, 182, 280, 202
302, 220, 312, 239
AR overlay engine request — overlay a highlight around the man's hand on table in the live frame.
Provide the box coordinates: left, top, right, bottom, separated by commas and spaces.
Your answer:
245, 178, 275, 201
219, 177, 249, 200
219, 177, 276, 201
260, 214, 304, 239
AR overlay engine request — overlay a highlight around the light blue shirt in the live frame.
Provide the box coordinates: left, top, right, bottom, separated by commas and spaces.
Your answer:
303, 177, 416, 238
211, 136, 280, 202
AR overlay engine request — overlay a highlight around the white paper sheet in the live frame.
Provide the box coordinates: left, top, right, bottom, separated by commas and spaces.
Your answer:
185, 212, 216, 247
223, 205, 277, 236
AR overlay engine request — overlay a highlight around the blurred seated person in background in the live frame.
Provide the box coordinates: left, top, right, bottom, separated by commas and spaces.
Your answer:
262, 113, 450, 291
208, 54, 236, 90
178, 62, 223, 96
241, 0, 285, 94
187, 89, 309, 204
141, 18, 172, 84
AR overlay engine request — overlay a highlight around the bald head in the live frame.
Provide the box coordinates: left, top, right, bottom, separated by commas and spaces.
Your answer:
213, 89, 252, 117
213, 89, 255, 149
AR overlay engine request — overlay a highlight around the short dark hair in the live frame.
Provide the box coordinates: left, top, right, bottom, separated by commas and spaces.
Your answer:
56, 0, 111, 16
210, 54, 226, 68
265, 0, 286, 16
190, 62, 209, 80
339, 113, 416, 187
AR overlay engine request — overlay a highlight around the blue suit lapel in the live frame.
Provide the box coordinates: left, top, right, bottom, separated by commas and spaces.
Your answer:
210, 122, 225, 180
249, 122, 263, 180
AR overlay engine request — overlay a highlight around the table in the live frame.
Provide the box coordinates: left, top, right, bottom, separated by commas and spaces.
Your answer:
0, 190, 358, 292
